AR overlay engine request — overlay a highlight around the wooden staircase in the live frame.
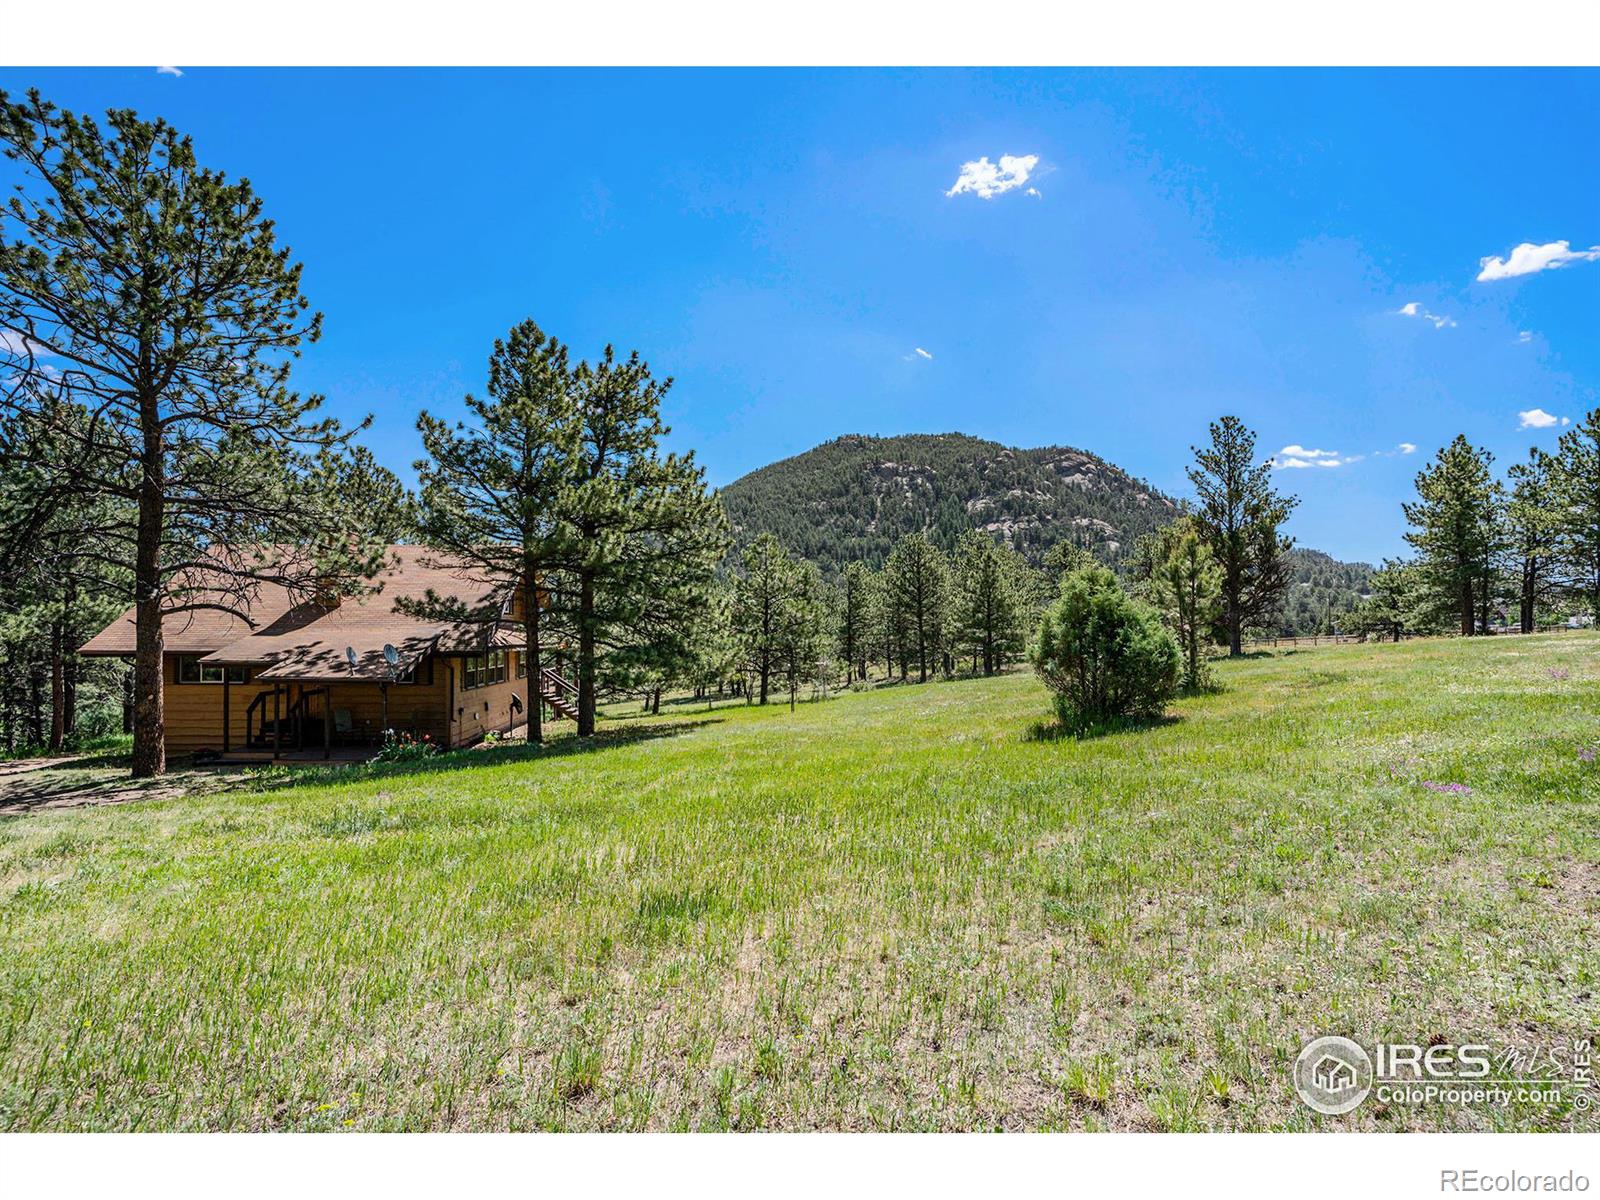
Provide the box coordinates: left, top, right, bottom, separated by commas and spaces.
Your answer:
538, 667, 579, 721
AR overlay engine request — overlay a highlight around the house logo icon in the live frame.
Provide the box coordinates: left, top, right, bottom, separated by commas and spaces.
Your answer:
1294, 1036, 1373, 1115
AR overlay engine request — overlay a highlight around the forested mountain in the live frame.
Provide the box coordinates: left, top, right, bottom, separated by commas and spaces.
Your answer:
1281, 548, 1375, 636
720, 433, 1179, 572
719, 432, 1375, 636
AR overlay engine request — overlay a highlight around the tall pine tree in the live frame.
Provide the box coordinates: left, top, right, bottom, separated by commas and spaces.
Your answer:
563, 346, 728, 735
885, 533, 949, 683
1553, 407, 1600, 623
950, 529, 1024, 676
1505, 448, 1560, 634
0, 92, 403, 776
414, 319, 579, 744
1187, 417, 1298, 655
733, 533, 799, 705
1403, 435, 1501, 636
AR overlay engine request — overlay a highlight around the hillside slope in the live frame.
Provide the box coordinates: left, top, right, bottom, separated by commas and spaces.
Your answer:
719, 431, 1374, 635
720, 432, 1178, 571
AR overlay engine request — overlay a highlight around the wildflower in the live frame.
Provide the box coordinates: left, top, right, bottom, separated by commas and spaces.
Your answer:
1420, 780, 1472, 795
1580, 747, 1597, 764
1548, 668, 1570, 682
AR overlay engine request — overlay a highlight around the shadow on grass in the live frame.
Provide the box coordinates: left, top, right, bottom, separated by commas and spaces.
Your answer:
249, 718, 721, 793
1024, 713, 1182, 743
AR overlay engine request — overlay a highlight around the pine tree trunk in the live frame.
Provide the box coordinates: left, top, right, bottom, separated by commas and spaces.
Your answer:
122, 664, 134, 734
29, 663, 44, 746
524, 558, 543, 745
1459, 577, 1474, 638
651, 688, 660, 716
49, 618, 65, 753
576, 571, 596, 736
131, 417, 166, 778
1520, 560, 1535, 634
63, 650, 78, 737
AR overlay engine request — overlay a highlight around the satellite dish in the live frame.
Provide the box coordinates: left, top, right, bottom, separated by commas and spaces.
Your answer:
345, 646, 358, 671
383, 644, 399, 667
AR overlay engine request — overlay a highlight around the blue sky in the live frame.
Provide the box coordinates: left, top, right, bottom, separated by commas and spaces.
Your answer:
6, 68, 1597, 563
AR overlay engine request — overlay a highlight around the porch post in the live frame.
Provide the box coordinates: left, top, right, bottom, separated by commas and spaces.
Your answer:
380, 682, 389, 742
221, 674, 231, 753
273, 685, 281, 759
323, 687, 331, 760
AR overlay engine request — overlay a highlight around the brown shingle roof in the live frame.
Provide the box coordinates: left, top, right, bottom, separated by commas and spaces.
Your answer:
80, 546, 517, 682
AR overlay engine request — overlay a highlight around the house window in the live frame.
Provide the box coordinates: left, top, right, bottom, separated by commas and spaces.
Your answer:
462, 650, 506, 690
176, 656, 249, 684
516, 653, 526, 679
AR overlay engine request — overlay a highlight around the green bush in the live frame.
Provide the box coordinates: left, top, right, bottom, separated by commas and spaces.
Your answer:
1029, 565, 1181, 729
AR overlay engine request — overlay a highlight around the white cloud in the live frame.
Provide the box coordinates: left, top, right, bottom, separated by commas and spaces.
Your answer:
1274, 445, 1362, 469
902, 347, 934, 363
1516, 331, 1534, 344
0, 330, 46, 357
913, 347, 933, 360
1399, 442, 1417, 455
1396, 301, 1456, 329
1372, 442, 1418, 458
945, 153, 1039, 200
1518, 408, 1565, 429
1024, 187, 1042, 198
156, 65, 184, 77
1476, 240, 1600, 282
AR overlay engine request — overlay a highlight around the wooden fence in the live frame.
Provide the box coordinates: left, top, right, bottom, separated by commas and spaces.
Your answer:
1241, 624, 1587, 653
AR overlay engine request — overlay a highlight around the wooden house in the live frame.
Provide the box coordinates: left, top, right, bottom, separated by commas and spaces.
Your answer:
79, 545, 574, 760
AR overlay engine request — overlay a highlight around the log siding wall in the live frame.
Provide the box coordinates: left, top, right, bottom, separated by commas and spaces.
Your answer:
159, 651, 531, 753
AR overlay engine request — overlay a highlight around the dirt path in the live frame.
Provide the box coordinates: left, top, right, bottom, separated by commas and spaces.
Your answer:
0, 754, 213, 816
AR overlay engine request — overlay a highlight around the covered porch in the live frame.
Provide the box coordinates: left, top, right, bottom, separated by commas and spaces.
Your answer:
212, 669, 450, 761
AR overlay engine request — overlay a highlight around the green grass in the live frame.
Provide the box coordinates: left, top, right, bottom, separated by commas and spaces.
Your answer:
1, 634, 1596, 1131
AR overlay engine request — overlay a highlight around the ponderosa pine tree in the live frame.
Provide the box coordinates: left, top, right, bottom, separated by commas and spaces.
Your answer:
874, 564, 906, 682
1552, 407, 1600, 623
0, 408, 129, 751
1504, 448, 1562, 634
1187, 417, 1298, 655
686, 581, 741, 709
733, 533, 799, 705
414, 319, 579, 744
837, 560, 877, 684
562, 345, 728, 735
1150, 519, 1222, 690
885, 532, 949, 683
774, 559, 831, 711
0, 92, 405, 777
950, 529, 1025, 676
1403, 435, 1500, 637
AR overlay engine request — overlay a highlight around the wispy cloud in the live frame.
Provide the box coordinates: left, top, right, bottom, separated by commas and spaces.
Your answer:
1518, 408, 1569, 429
155, 65, 184, 77
1024, 187, 1042, 198
1274, 445, 1362, 469
0, 330, 46, 357
945, 154, 1039, 201
1398, 442, 1417, 455
1372, 442, 1418, 458
1477, 240, 1600, 282
1395, 301, 1456, 329
902, 347, 934, 362
1516, 331, 1534, 345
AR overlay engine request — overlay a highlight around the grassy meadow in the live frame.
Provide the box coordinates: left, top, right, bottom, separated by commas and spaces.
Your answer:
0, 633, 1596, 1131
